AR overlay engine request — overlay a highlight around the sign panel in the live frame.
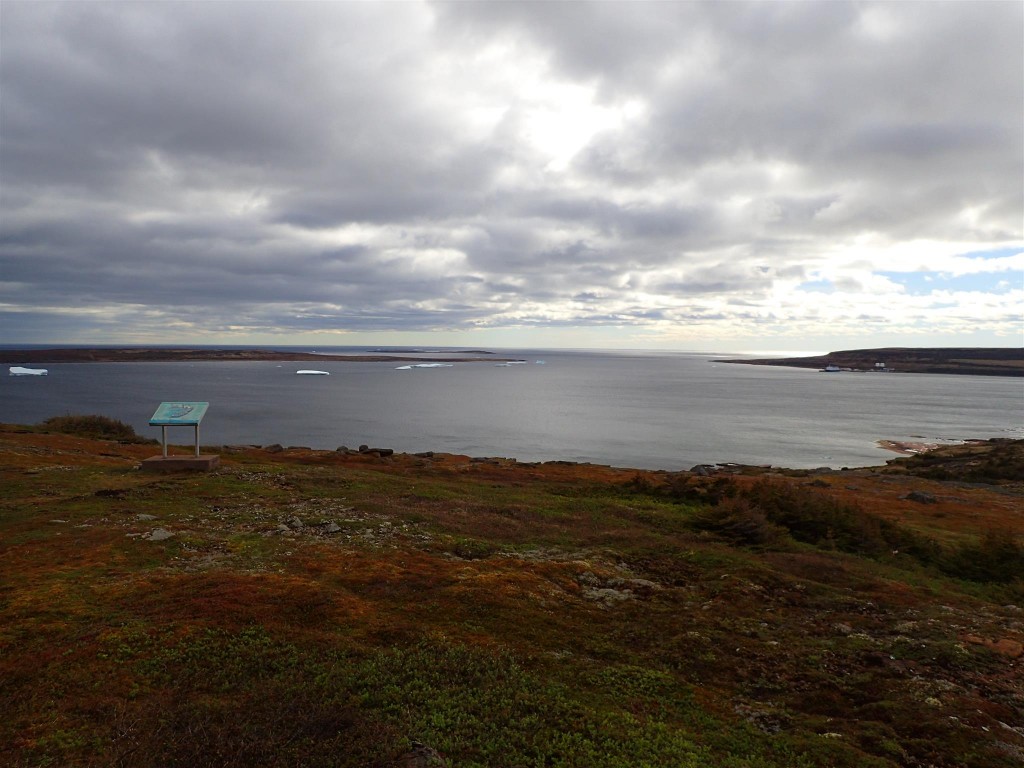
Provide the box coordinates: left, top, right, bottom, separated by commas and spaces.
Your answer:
149, 402, 209, 426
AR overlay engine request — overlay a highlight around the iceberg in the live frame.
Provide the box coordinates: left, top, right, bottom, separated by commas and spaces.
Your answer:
396, 363, 453, 370
295, 370, 329, 375
10, 366, 47, 376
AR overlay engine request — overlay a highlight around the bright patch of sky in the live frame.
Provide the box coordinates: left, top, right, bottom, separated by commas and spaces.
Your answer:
877, 271, 1019, 296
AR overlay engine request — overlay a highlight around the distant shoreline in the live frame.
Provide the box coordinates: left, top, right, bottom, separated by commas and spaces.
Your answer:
718, 347, 1023, 377
0, 348, 521, 365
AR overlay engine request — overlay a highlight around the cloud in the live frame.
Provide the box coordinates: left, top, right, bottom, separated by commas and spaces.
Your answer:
1, 1, 1021, 346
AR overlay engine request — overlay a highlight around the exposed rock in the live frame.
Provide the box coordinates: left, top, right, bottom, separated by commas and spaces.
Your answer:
395, 741, 447, 767
263, 444, 284, 453
585, 587, 635, 605
905, 490, 937, 504
336, 446, 349, 453
146, 528, 174, 541
358, 444, 369, 452
625, 578, 661, 594
287, 516, 305, 529
414, 451, 435, 458
324, 521, 341, 534
137, 514, 157, 521
734, 704, 786, 734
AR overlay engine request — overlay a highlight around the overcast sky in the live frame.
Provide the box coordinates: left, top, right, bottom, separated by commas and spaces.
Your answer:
1, 1, 1021, 352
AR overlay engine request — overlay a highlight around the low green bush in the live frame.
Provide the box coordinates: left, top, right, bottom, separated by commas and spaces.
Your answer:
942, 528, 1024, 584
40, 414, 146, 442
690, 496, 787, 547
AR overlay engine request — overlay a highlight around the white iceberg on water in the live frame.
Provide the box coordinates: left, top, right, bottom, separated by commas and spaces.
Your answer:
10, 366, 47, 376
395, 363, 453, 370
296, 369, 330, 375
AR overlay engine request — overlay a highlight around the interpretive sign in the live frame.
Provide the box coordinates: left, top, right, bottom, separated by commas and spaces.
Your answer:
149, 402, 209, 458
149, 401, 209, 425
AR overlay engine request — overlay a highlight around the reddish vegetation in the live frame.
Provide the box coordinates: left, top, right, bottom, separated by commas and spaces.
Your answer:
1, 423, 1022, 767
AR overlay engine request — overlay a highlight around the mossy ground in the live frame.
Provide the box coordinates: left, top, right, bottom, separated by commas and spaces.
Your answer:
1, 423, 1021, 767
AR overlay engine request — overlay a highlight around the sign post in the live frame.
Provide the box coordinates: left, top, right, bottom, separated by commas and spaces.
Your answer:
142, 402, 218, 472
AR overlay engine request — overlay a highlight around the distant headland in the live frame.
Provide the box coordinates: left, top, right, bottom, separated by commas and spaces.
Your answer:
0, 347, 517, 364
718, 347, 1023, 377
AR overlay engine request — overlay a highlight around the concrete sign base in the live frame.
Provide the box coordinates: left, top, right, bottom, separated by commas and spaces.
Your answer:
141, 455, 220, 473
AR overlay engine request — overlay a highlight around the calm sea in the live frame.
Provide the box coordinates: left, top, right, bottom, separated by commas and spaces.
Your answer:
2, 347, 1021, 470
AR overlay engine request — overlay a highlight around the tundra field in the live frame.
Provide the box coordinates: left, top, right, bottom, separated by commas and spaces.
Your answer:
1, 419, 1022, 767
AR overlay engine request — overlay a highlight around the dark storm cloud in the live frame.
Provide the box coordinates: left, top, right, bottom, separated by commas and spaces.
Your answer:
1, 1, 1020, 341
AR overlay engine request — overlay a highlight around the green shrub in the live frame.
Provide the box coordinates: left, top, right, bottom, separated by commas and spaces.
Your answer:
942, 528, 1024, 584
690, 496, 786, 547
40, 414, 145, 442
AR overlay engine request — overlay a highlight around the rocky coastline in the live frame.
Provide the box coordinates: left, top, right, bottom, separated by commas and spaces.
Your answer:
718, 346, 1024, 376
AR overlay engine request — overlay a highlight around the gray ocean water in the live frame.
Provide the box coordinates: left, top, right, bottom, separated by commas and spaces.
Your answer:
2, 348, 1021, 470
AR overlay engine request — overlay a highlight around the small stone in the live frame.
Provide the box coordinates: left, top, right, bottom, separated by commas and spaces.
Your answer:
324, 522, 341, 534
925, 697, 942, 707
833, 623, 854, 636
905, 490, 937, 504
146, 528, 174, 542
137, 514, 157, 521
276, 524, 291, 533
287, 516, 304, 529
